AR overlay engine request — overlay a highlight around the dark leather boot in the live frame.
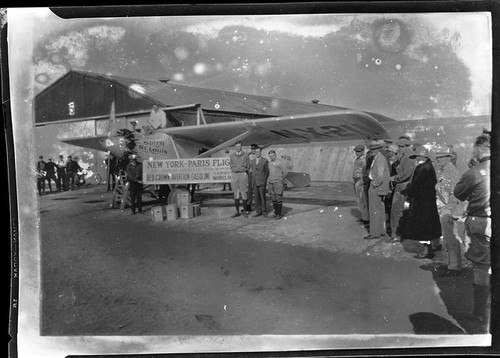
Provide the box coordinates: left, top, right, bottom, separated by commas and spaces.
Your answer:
274, 202, 283, 220
230, 199, 241, 217
268, 202, 277, 218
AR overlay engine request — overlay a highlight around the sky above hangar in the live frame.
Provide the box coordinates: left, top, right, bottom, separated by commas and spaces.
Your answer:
21, 8, 493, 121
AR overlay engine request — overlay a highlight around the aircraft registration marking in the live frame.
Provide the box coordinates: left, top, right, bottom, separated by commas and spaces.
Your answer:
270, 124, 381, 140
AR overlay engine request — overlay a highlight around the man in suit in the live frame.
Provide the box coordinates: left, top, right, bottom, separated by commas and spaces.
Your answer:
246, 144, 259, 212
36, 155, 47, 195
365, 140, 391, 239
250, 146, 269, 217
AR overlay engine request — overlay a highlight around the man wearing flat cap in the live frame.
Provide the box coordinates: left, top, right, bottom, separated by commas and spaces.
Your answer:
388, 136, 415, 242
365, 140, 391, 239
352, 144, 368, 224
454, 133, 491, 324
402, 145, 441, 258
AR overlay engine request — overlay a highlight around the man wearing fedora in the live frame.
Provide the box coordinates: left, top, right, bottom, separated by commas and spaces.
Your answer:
388, 136, 415, 242
402, 145, 442, 258
352, 144, 369, 224
365, 140, 391, 240
454, 133, 491, 324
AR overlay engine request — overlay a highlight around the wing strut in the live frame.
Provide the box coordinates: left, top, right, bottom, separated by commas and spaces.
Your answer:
196, 106, 207, 125
197, 130, 255, 158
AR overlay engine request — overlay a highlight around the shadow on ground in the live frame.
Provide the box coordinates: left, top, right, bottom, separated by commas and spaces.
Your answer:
396, 209, 490, 335
409, 312, 464, 334
418, 263, 489, 334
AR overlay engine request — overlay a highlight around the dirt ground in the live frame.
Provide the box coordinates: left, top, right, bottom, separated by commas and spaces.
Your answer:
38, 182, 489, 336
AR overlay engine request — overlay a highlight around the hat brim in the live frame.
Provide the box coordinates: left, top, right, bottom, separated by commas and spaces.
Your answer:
409, 154, 428, 159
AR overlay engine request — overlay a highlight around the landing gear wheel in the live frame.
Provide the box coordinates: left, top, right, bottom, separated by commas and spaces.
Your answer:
89, 173, 102, 185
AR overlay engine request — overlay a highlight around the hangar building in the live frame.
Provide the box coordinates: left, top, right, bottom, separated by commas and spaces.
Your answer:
34, 70, 490, 182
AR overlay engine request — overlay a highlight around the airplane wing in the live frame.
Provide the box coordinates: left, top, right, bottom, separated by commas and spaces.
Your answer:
60, 135, 109, 152
158, 110, 390, 157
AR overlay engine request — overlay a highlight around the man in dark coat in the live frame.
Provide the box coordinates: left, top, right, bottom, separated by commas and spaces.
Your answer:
65, 155, 81, 191
402, 145, 442, 258
44, 158, 59, 192
36, 155, 47, 195
106, 154, 118, 191
249, 146, 269, 217
56, 154, 67, 191
126, 152, 143, 214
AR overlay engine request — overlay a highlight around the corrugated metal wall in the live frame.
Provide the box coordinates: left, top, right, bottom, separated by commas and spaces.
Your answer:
272, 142, 358, 182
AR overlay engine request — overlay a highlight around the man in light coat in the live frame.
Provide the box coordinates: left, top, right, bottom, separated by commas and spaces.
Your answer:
434, 145, 465, 275
352, 144, 368, 224
229, 140, 251, 218
365, 140, 391, 239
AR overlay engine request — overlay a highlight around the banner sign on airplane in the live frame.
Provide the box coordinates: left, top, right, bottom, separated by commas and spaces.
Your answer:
135, 132, 170, 160
143, 158, 231, 184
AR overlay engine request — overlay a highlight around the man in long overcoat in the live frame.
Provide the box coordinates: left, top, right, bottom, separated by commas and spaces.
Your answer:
402, 145, 442, 258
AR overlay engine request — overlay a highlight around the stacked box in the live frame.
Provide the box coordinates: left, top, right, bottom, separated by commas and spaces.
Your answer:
176, 192, 190, 206
180, 204, 194, 219
150, 206, 166, 222
166, 204, 179, 221
192, 204, 201, 217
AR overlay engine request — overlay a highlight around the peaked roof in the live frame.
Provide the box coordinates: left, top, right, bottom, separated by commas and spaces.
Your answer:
56, 70, 394, 122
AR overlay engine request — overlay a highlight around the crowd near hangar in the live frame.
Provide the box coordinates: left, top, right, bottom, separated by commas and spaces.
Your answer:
34, 70, 490, 182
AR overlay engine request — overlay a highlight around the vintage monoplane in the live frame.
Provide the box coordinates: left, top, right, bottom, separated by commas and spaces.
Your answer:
59, 99, 390, 203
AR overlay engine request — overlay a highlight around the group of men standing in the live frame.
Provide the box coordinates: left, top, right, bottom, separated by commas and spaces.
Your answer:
36, 154, 82, 194
353, 132, 491, 324
229, 141, 288, 220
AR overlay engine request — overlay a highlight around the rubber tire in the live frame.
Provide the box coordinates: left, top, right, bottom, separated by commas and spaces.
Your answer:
89, 173, 102, 185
